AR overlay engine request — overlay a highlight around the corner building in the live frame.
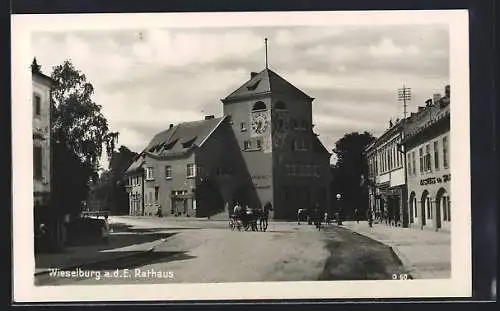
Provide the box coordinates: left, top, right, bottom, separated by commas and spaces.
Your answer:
403, 88, 451, 232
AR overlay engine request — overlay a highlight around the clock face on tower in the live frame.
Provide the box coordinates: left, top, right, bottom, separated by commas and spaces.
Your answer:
251, 111, 270, 135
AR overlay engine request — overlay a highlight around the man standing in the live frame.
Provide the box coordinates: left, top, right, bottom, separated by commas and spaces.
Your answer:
354, 208, 359, 223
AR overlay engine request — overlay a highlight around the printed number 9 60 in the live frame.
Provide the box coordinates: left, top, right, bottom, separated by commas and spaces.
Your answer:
392, 274, 409, 280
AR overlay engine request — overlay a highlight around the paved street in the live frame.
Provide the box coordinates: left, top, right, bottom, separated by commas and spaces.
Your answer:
35, 216, 408, 285
343, 221, 451, 279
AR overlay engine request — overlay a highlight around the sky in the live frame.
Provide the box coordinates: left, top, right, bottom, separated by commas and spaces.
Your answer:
32, 24, 449, 167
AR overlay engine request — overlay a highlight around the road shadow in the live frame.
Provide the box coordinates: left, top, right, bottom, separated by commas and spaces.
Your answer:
35, 232, 179, 269
78, 250, 197, 271
318, 226, 409, 281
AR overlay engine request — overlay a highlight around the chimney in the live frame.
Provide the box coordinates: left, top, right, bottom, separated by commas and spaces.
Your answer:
205, 115, 215, 120
250, 72, 258, 79
169, 124, 173, 128
445, 85, 450, 98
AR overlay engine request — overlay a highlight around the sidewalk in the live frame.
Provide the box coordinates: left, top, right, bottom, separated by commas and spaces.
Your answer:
342, 221, 451, 279
35, 226, 168, 275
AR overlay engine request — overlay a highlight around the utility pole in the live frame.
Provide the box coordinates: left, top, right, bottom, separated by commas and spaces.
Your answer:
398, 84, 411, 228
265, 38, 268, 69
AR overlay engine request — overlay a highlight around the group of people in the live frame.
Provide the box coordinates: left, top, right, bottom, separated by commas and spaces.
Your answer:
230, 201, 273, 232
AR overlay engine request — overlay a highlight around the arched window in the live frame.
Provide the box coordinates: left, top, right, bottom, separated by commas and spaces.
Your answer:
252, 101, 266, 111
275, 101, 287, 110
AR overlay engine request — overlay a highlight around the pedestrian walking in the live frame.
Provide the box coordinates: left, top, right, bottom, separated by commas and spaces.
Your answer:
366, 209, 374, 228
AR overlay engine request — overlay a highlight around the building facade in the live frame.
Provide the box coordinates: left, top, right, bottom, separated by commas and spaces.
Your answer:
125, 68, 332, 220
33, 71, 53, 207
403, 86, 450, 232
221, 69, 332, 219
365, 120, 407, 227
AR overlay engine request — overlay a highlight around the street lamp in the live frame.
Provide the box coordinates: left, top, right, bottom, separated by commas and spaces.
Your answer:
336, 193, 342, 225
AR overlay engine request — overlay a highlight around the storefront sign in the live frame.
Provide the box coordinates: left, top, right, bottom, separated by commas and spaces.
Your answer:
420, 174, 451, 186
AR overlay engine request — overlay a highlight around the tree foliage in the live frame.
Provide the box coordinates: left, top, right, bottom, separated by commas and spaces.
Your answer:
89, 145, 138, 214
330, 131, 376, 218
50, 60, 119, 216
51, 60, 119, 172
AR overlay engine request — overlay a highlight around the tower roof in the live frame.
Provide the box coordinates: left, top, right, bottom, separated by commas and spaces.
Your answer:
222, 68, 313, 103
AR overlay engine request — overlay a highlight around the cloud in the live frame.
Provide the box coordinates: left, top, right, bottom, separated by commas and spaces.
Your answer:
32, 24, 449, 158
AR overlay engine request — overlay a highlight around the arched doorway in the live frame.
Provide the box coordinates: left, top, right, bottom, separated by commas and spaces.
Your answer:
436, 188, 450, 230
420, 190, 430, 227
409, 192, 416, 224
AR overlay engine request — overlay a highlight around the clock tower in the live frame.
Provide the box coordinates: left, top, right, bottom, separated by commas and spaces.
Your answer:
221, 68, 332, 219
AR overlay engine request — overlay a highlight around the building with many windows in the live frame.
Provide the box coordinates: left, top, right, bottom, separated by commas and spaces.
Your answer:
125, 68, 332, 219
403, 86, 450, 232
365, 119, 408, 227
365, 85, 451, 232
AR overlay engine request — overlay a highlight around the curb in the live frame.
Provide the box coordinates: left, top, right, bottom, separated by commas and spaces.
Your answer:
342, 226, 420, 279
34, 239, 165, 277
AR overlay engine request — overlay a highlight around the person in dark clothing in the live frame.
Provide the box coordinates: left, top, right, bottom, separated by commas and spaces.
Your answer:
354, 208, 359, 223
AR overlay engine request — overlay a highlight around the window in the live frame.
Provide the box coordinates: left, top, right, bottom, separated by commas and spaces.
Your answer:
243, 140, 251, 150
187, 164, 196, 178
426, 198, 432, 219
290, 165, 297, 176
33, 146, 42, 180
256, 139, 262, 150
425, 144, 432, 172
419, 148, 423, 173
240, 122, 247, 131
275, 101, 287, 110
407, 154, 412, 176
252, 101, 266, 111
154, 187, 159, 202
412, 151, 416, 175
434, 141, 440, 170
314, 165, 320, 177
145, 167, 154, 180
33, 94, 41, 116
293, 139, 307, 151
443, 136, 448, 168
165, 165, 172, 179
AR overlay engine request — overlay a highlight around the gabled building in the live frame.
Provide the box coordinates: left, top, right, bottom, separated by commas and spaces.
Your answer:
125, 67, 332, 220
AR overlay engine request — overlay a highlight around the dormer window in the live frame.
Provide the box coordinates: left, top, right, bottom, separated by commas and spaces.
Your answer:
252, 101, 267, 111
33, 94, 41, 117
247, 79, 261, 91
182, 137, 197, 148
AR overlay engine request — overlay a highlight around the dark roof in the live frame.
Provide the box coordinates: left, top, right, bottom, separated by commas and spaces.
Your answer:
222, 68, 313, 103
125, 116, 227, 174
32, 71, 55, 86
312, 135, 331, 155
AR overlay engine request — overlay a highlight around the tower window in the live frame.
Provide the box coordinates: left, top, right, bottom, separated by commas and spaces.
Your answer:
275, 101, 287, 110
252, 101, 266, 111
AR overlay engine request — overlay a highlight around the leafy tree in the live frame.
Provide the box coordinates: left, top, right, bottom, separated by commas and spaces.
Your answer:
88, 145, 138, 215
50, 60, 119, 217
330, 131, 375, 218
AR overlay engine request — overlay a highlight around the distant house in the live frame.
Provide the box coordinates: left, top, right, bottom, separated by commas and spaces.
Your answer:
125, 116, 239, 217
125, 67, 332, 220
